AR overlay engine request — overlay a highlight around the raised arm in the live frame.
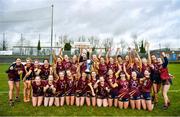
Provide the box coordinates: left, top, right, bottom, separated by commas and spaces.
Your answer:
127, 47, 133, 66
58, 48, 63, 60
78, 47, 84, 65
115, 48, 120, 63
134, 49, 142, 71
79, 47, 83, 56
106, 48, 111, 64
76, 47, 81, 64
115, 64, 122, 78
52, 49, 57, 64
98, 48, 103, 59
115, 48, 120, 56
88, 47, 93, 59
146, 43, 151, 65
162, 52, 168, 68
123, 63, 130, 80
129, 48, 133, 65
52, 64, 59, 82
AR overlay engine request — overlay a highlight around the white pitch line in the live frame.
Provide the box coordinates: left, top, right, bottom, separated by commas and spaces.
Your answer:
0, 91, 23, 94
168, 89, 180, 92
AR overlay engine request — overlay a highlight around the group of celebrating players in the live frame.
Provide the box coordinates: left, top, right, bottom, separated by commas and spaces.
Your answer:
6, 43, 173, 111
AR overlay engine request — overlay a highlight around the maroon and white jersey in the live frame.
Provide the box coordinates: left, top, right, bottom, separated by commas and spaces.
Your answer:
40, 65, 51, 80
43, 81, 56, 97
107, 76, 119, 94
96, 82, 109, 98
62, 60, 72, 70
116, 63, 123, 72
123, 62, 131, 74
151, 62, 159, 73
107, 76, 116, 89
131, 63, 142, 77
80, 61, 87, 72
76, 78, 88, 94
24, 63, 34, 79
117, 79, 129, 98
74, 78, 79, 88
86, 78, 96, 92
107, 63, 118, 72
129, 79, 141, 97
24, 63, 34, 71
56, 63, 64, 73
132, 63, 141, 72
98, 63, 108, 76
32, 81, 45, 96
66, 78, 75, 94
71, 62, 78, 75
141, 78, 152, 93
159, 57, 170, 80
6, 63, 25, 79
142, 64, 151, 74
55, 79, 66, 94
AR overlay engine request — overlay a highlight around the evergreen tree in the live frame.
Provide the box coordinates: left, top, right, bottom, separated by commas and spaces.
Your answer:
37, 39, 41, 55
139, 40, 146, 53
64, 43, 71, 51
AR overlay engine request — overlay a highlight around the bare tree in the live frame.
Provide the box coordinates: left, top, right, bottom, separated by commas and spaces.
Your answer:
88, 36, 99, 48
98, 40, 104, 48
131, 34, 139, 52
164, 42, 171, 51
69, 38, 74, 44
15, 34, 32, 55
63, 35, 68, 44
102, 38, 114, 52
118, 39, 127, 54
78, 35, 86, 42
15, 34, 25, 55
58, 35, 63, 47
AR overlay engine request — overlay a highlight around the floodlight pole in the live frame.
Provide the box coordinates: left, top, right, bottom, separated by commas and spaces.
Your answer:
50, 4, 54, 64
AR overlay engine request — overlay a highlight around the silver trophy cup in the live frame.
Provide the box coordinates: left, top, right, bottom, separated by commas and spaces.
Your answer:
85, 59, 92, 73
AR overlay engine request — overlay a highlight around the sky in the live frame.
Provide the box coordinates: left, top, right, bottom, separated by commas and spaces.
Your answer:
0, 0, 180, 50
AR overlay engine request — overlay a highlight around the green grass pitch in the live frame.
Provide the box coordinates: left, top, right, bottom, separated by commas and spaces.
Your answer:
0, 63, 180, 116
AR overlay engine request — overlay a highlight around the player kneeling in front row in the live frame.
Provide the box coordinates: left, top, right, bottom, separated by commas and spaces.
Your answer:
117, 71, 130, 109
94, 76, 109, 107
140, 70, 154, 112
31, 76, 44, 107
129, 71, 141, 110
75, 72, 88, 106
43, 75, 56, 107
86, 72, 96, 107
65, 70, 75, 106
54, 71, 66, 107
